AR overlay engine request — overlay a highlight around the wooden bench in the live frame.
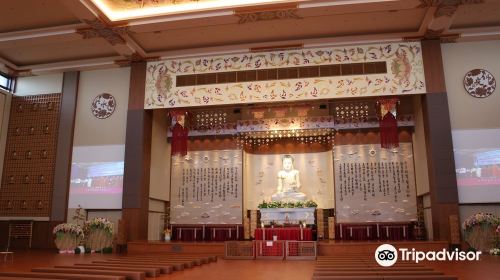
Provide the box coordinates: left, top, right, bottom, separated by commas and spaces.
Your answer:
119, 256, 207, 265
0, 277, 61, 280
312, 276, 458, 280
62, 265, 159, 277
312, 276, 383, 280
117, 256, 203, 266
383, 276, 458, 280
314, 267, 435, 272
31, 268, 144, 280
313, 271, 444, 277
0, 272, 125, 280
92, 261, 180, 272
107, 258, 196, 266
315, 265, 427, 268
104, 259, 192, 269
131, 253, 217, 262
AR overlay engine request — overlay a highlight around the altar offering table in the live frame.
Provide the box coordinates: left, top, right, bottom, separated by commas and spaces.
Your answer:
254, 227, 313, 241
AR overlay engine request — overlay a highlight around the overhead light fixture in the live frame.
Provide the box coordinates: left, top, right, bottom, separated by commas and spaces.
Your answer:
91, 0, 294, 21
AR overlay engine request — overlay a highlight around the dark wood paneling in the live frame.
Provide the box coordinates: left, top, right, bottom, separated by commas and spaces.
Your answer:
0, 221, 8, 247
122, 62, 151, 241
31, 221, 58, 249
0, 94, 61, 217
51, 71, 79, 221
421, 95, 458, 199
421, 40, 459, 243
0, 221, 58, 249
421, 40, 446, 94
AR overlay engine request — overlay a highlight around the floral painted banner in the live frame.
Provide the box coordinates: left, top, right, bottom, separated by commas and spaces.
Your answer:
145, 42, 426, 109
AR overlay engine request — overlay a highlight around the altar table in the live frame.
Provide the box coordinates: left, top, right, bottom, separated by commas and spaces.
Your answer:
254, 227, 313, 241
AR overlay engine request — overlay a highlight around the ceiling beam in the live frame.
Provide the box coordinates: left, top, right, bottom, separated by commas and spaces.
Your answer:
0, 24, 85, 42
18, 56, 122, 74
412, 0, 486, 41
62, 0, 148, 60
147, 31, 413, 60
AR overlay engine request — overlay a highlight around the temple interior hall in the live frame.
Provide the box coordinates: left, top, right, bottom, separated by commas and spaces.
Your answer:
1, 1, 500, 280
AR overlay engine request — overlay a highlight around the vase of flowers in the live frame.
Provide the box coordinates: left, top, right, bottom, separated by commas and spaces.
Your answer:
53, 223, 84, 253
164, 228, 171, 241
490, 225, 500, 255
462, 213, 500, 252
83, 217, 114, 252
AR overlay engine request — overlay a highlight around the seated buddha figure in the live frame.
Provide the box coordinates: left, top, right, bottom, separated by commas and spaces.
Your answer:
271, 155, 307, 202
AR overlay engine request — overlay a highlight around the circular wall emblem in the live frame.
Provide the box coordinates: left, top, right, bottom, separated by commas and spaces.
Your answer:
91, 93, 116, 119
463, 69, 496, 98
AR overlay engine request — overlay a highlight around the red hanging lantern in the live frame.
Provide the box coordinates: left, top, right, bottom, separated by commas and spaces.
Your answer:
169, 110, 189, 156
378, 98, 399, 149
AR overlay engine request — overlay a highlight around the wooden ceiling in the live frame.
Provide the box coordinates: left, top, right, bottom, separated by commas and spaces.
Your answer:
1, 0, 500, 76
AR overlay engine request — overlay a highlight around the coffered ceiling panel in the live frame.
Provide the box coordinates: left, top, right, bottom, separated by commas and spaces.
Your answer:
0, 38, 117, 66
0, 0, 82, 33
131, 8, 426, 52
450, 2, 500, 29
0, 0, 498, 75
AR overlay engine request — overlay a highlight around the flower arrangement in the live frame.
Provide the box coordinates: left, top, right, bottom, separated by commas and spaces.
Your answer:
84, 217, 114, 252
53, 223, 84, 253
83, 217, 114, 236
462, 213, 500, 253
163, 227, 172, 241
258, 200, 317, 209
462, 212, 500, 231
53, 223, 84, 239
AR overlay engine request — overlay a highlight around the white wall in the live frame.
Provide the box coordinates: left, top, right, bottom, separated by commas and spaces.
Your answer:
67, 67, 130, 221
73, 68, 130, 146
148, 199, 165, 241
442, 40, 500, 130
149, 109, 171, 201
15, 73, 63, 96
442, 40, 500, 223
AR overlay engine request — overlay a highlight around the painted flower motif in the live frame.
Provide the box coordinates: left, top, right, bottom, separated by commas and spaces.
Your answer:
391, 51, 412, 85
155, 72, 173, 96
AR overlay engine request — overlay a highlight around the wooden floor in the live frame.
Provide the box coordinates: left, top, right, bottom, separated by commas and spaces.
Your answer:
0, 249, 499, 280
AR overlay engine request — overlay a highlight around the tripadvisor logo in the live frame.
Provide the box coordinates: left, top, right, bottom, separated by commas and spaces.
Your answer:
375, 244, 398, 267
375, 244, 482, 267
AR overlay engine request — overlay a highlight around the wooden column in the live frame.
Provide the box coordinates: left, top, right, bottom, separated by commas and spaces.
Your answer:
122, 62, 152, 241
51, 71, 79, 222
421, 40, 459, 244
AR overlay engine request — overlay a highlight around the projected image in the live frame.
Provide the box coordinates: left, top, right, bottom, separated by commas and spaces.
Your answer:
70, 162, 124, 194
455, 150, 500, 186
453, 129, 500, 203
68, 145, 124, 209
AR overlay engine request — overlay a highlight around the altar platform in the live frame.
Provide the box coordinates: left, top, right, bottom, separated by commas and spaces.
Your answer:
127, 240, 449, 257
